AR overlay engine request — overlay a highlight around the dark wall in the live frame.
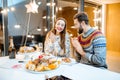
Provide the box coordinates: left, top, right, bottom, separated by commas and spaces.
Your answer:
0, 12, 2, 31
13, 35, 45, 51
0, 14, 2, 25
0, 7, 2, 25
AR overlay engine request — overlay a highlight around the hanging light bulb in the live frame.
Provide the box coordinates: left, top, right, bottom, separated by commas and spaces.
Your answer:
14, 24, 20, 28
7, 8, 10, 12
27, 33, 31, 37
37, 26, 41, 31
38, 1, 41, 5
44, 28, 47, 32
10, 7, 15, 11
73, 7, 78, 10
58, 7, 62, 11
31, 34, 34, 38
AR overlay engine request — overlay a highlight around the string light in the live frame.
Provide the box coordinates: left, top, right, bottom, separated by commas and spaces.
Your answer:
46, 2, 55, 6
73, 7, 78, 10
1, 9, 7, 14
46, 2, 50, 6
37, 26, 41, 31
38, 1, 41, 5
7, 8, 10, 12
42, 16, 46, 19
14, 24, 20, 28
10, 7, 15, 11
70, 34, 73, 37
27, 33, 31, 37
93, 7, 101, 29
58, 7, 62, 11
44, 28, 47, 32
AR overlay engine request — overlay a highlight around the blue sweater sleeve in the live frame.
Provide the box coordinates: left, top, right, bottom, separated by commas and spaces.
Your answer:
86, 36, 107, 67
87, 36, 106, 66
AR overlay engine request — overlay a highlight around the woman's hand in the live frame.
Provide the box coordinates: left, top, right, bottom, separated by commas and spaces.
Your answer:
71, 37, 85, 56
49, 32, 56, 43
59, 49, 64, 56
71, 37, 79, 49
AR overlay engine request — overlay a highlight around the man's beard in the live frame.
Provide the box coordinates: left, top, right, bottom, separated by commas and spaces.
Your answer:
78, 25, 83, 34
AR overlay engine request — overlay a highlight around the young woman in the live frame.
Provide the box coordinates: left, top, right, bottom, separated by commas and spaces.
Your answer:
44, 17, 70, 57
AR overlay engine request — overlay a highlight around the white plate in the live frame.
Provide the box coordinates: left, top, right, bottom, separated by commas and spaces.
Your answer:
25, 68, 53, 74
25, 65, 59, 74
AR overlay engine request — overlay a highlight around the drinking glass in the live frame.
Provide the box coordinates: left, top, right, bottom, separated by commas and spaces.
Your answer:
38, 43, 43, 53
24, 47, 29, 60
